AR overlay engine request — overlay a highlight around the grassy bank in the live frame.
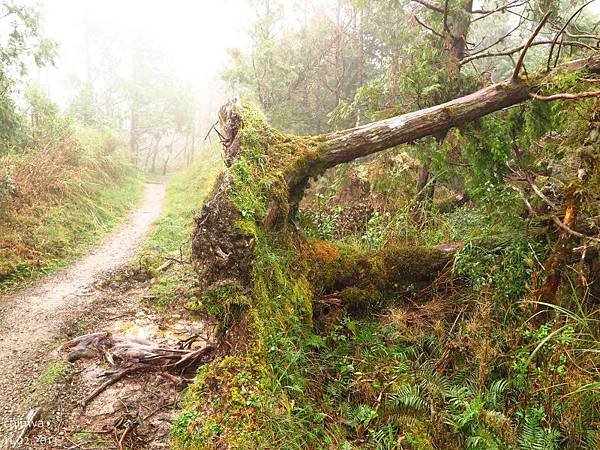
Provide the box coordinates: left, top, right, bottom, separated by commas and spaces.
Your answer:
0, 122, 144, 293
140, 146, 223, 311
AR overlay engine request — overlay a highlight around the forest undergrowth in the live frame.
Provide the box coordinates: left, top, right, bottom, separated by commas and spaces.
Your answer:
0, 106, 143, 293
172, 76, 600, 450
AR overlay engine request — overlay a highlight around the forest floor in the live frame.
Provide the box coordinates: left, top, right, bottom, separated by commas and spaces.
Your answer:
0, 181, 202, 449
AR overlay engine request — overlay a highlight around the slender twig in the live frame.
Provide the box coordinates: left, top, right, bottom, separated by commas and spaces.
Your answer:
547, 0, 597, 72
472, 0, 529, 22
410, 0, 444, 13
513, 11, 552, 80
414, 15, 444, 38
529, 91, 600, 101
118, 425, 133, 450
461, 40, 591, 65
469, 21, 522, 55
563, 32, 600, 40
526, 174, 559, 210
551, 215, 600, 243
81, 367, 142, 407
203, 120, 218, 142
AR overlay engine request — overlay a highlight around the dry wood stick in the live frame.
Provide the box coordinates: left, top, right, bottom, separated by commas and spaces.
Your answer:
513, 11, 552, 79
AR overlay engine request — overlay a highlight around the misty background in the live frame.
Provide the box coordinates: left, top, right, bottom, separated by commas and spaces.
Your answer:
5, 0, 600, 173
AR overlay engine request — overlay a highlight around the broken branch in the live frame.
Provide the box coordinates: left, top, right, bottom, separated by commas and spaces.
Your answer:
513, 11, 552, 80
529, 91, 600, 101
61, 332, 216, 407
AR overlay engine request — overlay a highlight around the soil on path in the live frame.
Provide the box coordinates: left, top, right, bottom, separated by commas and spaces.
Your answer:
0, 182, 166, 448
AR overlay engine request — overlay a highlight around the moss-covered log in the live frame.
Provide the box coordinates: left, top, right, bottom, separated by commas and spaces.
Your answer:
180, 55, 600, 449
192, 55, 599, 295
304, 239, 456, 315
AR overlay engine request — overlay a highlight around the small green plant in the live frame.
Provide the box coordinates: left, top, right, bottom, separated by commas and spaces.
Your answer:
38, 361, 67, 385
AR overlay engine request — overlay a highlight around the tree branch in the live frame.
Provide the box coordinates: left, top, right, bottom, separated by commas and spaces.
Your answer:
513, 11, 552, 79
529, 90, 600, 101
471, 0, 529, 23
310, 55, 600, 175
469, 21, 522, 55
414, 15, 444, 38
547, 0, 597, 72
460, 40, 592, 65
551, 215, 600, 243
561, 32, 600, 40
410, 0, 445, 13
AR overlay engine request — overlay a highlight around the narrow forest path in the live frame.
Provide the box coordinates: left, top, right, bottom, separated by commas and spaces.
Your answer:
0, 181, 166, 448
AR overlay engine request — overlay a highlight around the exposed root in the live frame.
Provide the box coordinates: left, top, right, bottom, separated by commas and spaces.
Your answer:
59, 332, 215, 407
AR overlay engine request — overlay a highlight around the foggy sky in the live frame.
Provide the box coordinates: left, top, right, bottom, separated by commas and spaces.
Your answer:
29, 0, 600, 108
35, 0, 253, 107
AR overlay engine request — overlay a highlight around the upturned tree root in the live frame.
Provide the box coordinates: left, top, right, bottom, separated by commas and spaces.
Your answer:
59, 332, 214, 407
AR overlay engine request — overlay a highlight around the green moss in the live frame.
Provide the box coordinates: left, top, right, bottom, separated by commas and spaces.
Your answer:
174, 356, 278, 449
173, 103, 452, 448
38, 361, 68, 385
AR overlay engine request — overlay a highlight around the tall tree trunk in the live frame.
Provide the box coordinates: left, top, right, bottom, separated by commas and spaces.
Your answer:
413, 0, 473, 219
130, 110, 138, 166
150, 146, 159, 174
412, 153, 435, 224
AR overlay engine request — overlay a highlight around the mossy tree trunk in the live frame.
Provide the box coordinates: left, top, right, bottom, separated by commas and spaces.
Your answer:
192, 56, 600, 298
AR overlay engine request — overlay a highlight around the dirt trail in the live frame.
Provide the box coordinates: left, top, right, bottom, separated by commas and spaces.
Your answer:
0, 182, 165, 448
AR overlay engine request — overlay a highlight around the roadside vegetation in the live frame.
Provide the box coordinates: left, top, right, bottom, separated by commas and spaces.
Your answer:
0, 1, 200, 294
140, 145, 223, 311
0, 89, 143, 293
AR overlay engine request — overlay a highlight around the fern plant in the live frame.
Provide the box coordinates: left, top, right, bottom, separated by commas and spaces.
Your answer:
518, 408, 561, 450
388, 384, 428, 413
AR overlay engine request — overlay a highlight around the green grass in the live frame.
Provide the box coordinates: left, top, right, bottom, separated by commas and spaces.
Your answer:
143, 147, 223, 259
0, 175, 144, 294
140, 146, 223, 312
38, 361, 68, 386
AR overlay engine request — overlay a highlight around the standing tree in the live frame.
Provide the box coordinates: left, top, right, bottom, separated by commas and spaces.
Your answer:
0, 1, 55, 151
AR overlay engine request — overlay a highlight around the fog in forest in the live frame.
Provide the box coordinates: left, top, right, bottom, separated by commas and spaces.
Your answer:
2, 1, 600, 448
5, 0, 600, 172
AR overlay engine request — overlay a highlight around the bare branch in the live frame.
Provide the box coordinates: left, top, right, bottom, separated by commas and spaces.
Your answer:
529, 90, 600, 101
469, 21, 522, 55
563, 32, 600, 40
472, 0, 529, 23
461, 40, 592, 65
548, 29, 600, 41
513, 11, 552, 79
547, 0, 597, 72
551, 215, 600, 243
410, 0, 445, 14
414, 15, 445, 38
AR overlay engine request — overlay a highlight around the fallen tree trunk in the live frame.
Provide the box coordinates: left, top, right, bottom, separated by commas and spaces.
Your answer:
192, 55, 600, 296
